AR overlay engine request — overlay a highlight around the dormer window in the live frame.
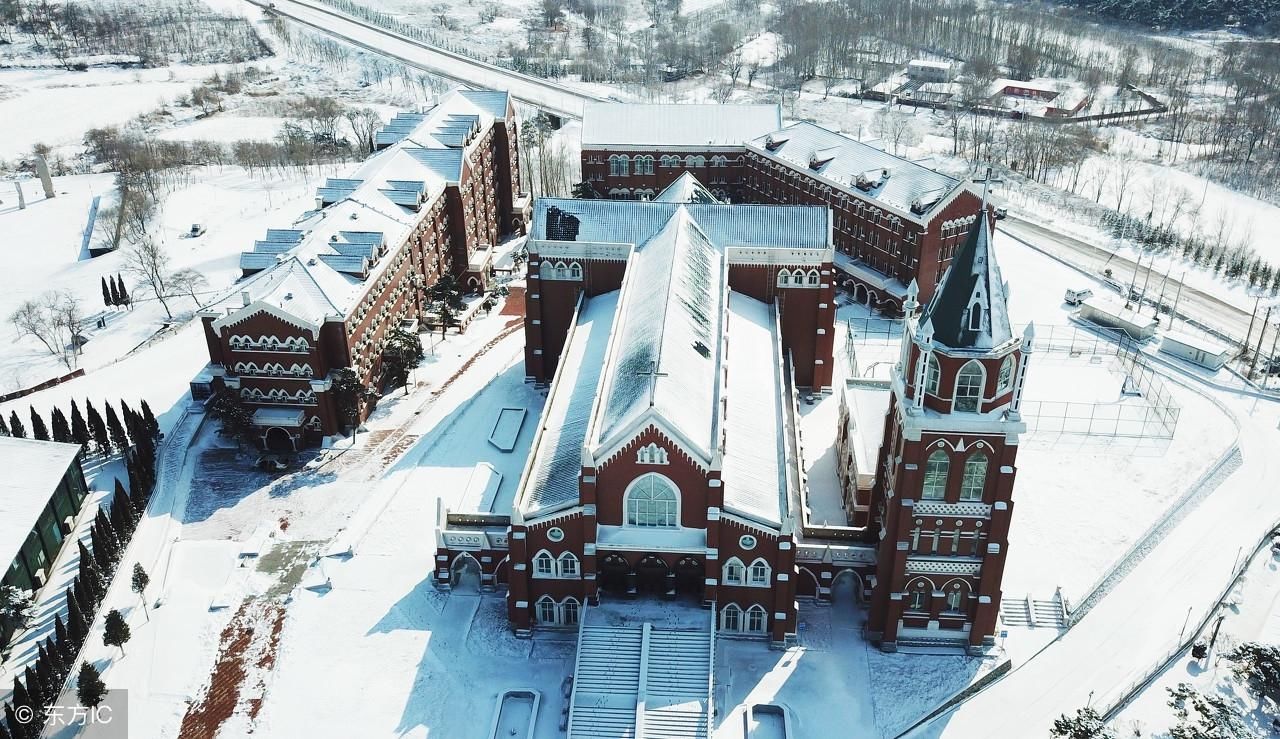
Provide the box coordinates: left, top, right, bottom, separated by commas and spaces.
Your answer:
636, 443, 668, 465
969, 303, 983, 332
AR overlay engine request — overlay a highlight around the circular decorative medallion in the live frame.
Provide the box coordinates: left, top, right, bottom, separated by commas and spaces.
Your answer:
547, 527, 565, 542
739, 535, 757, 550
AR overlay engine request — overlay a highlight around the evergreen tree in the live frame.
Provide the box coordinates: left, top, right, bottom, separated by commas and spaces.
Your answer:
35, 643, 55, 698
74, 573, 94, 616
110, 492, 133, 543
65, 587, 87, 643
90, 521, 117, 573
86, 400, 110, 455
0, 713, 10, 739
28, 407, 49, 442
70, 400, 90, 450
114, 275, 130, 309
53, 614, 71, 664
4, 701, 24, 739
113, 479, 138, 522
104, 402, 129, 455
50, 407, 71, 444
76, 662, 107, 708
101, 276, 112, 308
23, 668, 45, 720
131, 564, 150, 619
109, 276, 121, 307
77, 541, 104, 601
102, 610, 130, 656
8, 411, 24, 439
571, 180, 599, 199
140, 400, 159, 440
41, 635, 65, 684
0, 414, 8, 437
11, 678, 32, 725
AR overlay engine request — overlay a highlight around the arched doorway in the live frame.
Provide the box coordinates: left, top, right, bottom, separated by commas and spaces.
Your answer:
675, 557, 703, 599
853, 283, 868, 305
450, 552, 482, 593
796, 567, 821, 599
830, 569, 866, 629
635, 554, 669, 596
865, 289, 878, 308
599, 554, 630, 595
262, 426, 297, 452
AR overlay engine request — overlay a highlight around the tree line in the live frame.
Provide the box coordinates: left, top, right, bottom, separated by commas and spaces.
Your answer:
0, 0, 269, 68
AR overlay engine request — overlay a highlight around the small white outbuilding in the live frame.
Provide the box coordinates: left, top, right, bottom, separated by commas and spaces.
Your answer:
1159, 330, 1232, 371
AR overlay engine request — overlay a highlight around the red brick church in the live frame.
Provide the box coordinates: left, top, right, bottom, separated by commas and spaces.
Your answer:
434, 174, 1029, 653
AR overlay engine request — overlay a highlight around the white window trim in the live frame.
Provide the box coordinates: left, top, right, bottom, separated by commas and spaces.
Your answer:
747, 557, 771, 587
722, 557, 745, 586
557, 551, 581, 578
533, 549, 556, 578
954, 360, 985, 413
997, 355, 1015, 393
623, 473, 681, 529
922, 449, 949, 500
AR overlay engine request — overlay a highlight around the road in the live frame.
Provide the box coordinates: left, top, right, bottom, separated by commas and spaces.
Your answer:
909, 392, 1280, 738
1001, 216, 1266, 346
245, 0, 603, 119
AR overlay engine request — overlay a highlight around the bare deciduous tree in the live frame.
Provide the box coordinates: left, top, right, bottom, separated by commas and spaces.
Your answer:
170, 269, 209, 308
124, 237, 175, 319
9, 290, 84, 368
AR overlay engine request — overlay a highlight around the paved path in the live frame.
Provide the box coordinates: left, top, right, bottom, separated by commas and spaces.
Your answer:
907, 393, 1280, 737
246, 0, 603, 119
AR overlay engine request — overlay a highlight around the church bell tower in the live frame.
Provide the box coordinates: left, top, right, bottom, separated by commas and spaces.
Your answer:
865, 203, 1033, 653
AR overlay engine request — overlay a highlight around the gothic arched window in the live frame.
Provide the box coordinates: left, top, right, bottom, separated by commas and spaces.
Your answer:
721, 603, 743, 631
746, 605, 768, 633
924, 354, 941, 396
609, 155, 630, 177
959, 453, 988, 501
625, 474, 679, 528
722, 557, 745, 585
922, 450, 949, 500
955, 361, 984, 412
997, 355, 1015, 393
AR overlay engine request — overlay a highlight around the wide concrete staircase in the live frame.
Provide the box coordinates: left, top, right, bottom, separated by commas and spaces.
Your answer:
567, 609, 713, 739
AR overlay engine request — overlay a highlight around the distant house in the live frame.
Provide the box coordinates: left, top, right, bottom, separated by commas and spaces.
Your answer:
991, 78, 1061, 102
1, 438, 88, 642
906, 59, 956, 83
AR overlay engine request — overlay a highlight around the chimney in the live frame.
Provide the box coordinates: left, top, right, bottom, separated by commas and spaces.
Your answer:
33, 155, 55, 199
241, 290, 251, 307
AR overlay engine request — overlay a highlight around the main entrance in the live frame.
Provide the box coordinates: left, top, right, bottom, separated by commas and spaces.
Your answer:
596, 552, 704, 601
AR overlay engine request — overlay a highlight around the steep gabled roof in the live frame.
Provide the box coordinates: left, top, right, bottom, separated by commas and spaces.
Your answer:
593, 207, 724, 461
654, 172, 722, 204
920, 211, 1012, 351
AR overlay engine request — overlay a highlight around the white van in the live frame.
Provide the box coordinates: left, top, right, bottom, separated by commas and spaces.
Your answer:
1064, 288, 1093, 306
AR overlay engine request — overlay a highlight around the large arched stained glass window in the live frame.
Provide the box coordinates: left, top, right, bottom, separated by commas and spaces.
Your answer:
626, 474, 679, 528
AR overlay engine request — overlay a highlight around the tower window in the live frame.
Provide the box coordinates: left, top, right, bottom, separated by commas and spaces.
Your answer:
954, 361, 984, 412
924, 353, 940, 396
922, 450, 949, 500
960, 453, 988, 501
969, 303, 983, 332
997, 355, 1014, 393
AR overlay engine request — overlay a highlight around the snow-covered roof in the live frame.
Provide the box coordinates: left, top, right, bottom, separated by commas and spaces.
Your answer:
1161, 330, 1230, 357
207, 89, 511, 327
720, 292, 789, 526
921, 211, 1013, 351
581, 102, 781, 147
251, 407, 306, 427
530, 199, 828, 249
748, 122, 965, 221
593, 208, 725, 461
0, 437, 81, 575
522, 292, 620, 515
653, 172, 722, 204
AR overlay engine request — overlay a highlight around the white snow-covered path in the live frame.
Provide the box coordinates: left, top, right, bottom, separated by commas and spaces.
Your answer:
908, 391, 1280, 738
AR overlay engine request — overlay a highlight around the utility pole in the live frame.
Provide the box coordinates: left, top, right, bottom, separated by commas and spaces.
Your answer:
1248, 305, 1272, 380
1155, 266, 1171, 321
1243, 292, 1263, 356
1168, 272, 1185, 331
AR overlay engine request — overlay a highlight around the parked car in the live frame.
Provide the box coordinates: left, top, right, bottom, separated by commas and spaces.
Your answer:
188, 223, 207, 238
1063, 288, 1094, 306
993, 206, 1008, 219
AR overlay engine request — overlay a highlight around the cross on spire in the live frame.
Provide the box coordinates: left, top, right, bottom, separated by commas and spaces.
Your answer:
635, 359, 669, 407
973, 166, 1003, 212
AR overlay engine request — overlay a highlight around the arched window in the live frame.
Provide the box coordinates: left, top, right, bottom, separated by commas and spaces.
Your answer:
969, 303, 983, 332
955, 361, 984, 412
922, 450, 949, 500
625, 474, 679, 528
534, 550, 555, 578
924, 353, 940, 395
791, 269, 806, 285
997, 355, 1015, 393
748, 558, 771, 587
537, 596, 558, 623
722, 557, 745, 585
635, 155, 655, 175
943, 581, 969, 613
609, 155, 630, 177
636, 443, 668, 465
562, 597, 581, 625
685, 155, 705, 168
777, 270, 791, 287
959, 453, 988, 501
569, 262, 582, 280
711, 155, 728, 167
554, 261, 568, 279
807, 270, 820, 285
661, 155, 680, 167
746, 605, 768, 633
558, 552, 580, 578
907, 579, 930, 611
721, 603, 743, 632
